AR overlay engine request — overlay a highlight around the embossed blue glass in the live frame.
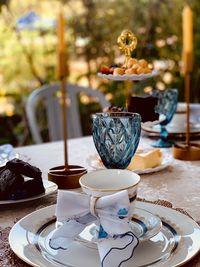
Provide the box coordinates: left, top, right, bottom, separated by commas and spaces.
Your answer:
92, 112, 141, 169
152, 88, 178, 148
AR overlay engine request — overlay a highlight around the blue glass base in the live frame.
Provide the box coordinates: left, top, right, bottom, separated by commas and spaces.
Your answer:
152, 139, 173, 148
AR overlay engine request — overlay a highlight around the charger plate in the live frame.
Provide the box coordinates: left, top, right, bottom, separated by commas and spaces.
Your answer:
9, 201, 200, 267
87, 153, 172, 175
0, 180, 57, 205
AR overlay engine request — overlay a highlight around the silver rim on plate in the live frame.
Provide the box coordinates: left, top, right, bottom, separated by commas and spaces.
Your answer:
9, 201, 200, 267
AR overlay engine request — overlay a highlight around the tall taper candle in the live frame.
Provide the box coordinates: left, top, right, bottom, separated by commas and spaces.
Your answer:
58, 11, 65, 52
182, 5, 193, 147
57, 11, 68, 169
182, 5, 193, 73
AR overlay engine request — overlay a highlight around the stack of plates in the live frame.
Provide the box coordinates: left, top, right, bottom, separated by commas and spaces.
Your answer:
9, 201, 200, 266
142, 103, 200, 140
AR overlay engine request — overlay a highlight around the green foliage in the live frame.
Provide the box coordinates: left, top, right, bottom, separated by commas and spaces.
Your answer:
0, 0, 199, 145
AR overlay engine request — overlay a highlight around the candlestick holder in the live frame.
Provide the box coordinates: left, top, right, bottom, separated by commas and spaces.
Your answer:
48, 12, 87, 188
173, 72, 200, 160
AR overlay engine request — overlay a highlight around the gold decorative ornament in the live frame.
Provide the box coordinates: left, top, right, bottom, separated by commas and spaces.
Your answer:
117, 30, 137, 67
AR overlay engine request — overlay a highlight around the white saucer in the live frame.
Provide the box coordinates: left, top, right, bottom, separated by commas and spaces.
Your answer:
9, 201, 200, 267
0, 180, 57, 205
76, 207, 162, 249
87, 153, 172, 175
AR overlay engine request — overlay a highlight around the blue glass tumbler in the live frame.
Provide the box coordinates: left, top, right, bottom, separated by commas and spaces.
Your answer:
152, 88, 178, 148
92, 112, 141, 169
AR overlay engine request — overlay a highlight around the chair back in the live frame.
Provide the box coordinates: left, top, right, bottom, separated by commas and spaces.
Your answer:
26, 83, 110, 143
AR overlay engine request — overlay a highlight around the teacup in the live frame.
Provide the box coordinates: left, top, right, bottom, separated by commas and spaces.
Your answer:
79, 169, 140, 206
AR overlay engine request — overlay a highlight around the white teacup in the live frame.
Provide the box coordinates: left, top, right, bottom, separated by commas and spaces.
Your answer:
79, 169, 140, 206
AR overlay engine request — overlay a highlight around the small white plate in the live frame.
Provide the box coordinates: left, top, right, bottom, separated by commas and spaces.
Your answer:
86, 153, 172, 175
97, 70, 159, 81
9, 201, 200, 267
0, 180, 57, 205
76, 207, 162, 249
141, 114, 166, 127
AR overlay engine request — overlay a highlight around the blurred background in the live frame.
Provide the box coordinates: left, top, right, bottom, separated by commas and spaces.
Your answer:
0, 0, 199, 146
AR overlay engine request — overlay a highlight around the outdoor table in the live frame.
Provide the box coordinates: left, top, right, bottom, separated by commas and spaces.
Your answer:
1, 136, 200, 266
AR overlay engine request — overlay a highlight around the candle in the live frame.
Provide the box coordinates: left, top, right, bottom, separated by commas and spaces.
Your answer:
57, 11, 65, 52
57, 11, 68, 78
182, 5, 193, 72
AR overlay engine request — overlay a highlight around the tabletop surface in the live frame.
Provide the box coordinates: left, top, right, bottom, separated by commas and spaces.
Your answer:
1, 136, 200, 229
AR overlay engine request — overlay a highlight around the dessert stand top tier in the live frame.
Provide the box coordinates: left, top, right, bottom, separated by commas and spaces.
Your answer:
98, 29, 159, 81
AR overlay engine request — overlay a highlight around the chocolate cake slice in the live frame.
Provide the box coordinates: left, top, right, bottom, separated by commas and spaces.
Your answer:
0, 168, 24, 200
6, 159, 42, 179
0, 159, 45, 200
9, 178, 45, 200
128, 95, 159, 122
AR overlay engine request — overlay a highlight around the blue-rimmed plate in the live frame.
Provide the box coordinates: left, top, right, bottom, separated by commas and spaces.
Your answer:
9, 201, 200, 267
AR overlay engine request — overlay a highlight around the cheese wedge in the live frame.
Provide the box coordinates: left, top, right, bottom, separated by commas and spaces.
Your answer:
127, 149, 162, 170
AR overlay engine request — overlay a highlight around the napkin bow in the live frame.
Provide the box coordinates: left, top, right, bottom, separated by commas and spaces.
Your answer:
50, 190, 139, 267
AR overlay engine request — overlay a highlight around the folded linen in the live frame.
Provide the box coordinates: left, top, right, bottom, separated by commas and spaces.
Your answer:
50, 190, 139, 267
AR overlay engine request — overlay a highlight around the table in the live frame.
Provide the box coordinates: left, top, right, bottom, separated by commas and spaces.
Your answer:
1, 136, 200, 266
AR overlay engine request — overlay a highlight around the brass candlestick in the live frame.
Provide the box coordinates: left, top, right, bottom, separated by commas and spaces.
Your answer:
48, 11, 87, 189
173, 6, 200, 160
117, 30, 137, 105
173, 69, 200, 160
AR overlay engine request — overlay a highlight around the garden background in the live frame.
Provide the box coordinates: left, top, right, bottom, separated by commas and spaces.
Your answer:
0, 0, 199, 145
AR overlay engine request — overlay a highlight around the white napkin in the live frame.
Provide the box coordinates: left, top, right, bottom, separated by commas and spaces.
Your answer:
50, 190, 139, 267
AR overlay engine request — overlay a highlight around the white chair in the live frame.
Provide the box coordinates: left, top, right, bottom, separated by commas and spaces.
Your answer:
26, 83, 110, 143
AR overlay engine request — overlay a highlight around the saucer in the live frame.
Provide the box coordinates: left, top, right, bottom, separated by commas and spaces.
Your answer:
76, 207, 162, 249
87, 153, 172, 175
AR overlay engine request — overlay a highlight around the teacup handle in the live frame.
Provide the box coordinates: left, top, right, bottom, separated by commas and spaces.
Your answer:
89, 196, 99, 218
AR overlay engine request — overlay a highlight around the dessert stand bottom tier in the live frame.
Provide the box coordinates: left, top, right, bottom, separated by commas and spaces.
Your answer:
9, 201, 200, 267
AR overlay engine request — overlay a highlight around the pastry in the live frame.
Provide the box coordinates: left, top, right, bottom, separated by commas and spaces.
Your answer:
113, 68, 125, 75
127, 149, 162, 171
103, 106, 127, 112
99, 58, 152, 76
138, 59, 148, 68
136, 66, 145, 74
127, 58, 138, 68
125, 68, 136, 74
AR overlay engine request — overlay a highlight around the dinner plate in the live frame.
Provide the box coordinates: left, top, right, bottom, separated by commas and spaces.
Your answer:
9, 201, 200, 267
142, 123, 200, 135
76, 207, 162, 248
0, 180, 57, 205
87, 153, 172, 174
97, 70, 159, 81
